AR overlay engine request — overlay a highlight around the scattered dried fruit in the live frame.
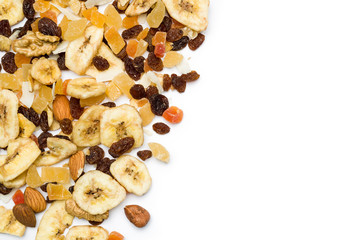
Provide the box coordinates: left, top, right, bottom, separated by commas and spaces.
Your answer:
163, 106, 184, 124
109, 137, 135, 158
86, 146, 105, 164
137, 150, 152, 160
153, 122, 170, 134
148, 142, 170, 162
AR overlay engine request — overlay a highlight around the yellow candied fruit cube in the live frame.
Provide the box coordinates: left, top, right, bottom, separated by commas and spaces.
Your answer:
106, 81, 122, 101
63, 18, 88, 41
105, 27, 125, 54
47, 183, 72, 200
80, 94, 106, 107
90, 10, 106, 28
113, 73, 134, 99
26, 165, 43, 188
104, 4, 122, 30
41, 167, 71, 184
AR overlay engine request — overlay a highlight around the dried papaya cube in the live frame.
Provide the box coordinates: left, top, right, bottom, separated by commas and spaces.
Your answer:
41, 167, 71, 184
122, 16, 138, 29
105, 27, 126, 54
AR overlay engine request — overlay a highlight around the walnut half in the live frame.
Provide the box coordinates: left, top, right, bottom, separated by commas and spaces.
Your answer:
12, 31, 60, 57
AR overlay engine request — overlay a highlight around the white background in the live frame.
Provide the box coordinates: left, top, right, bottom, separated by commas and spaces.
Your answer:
4, 0, 360, 239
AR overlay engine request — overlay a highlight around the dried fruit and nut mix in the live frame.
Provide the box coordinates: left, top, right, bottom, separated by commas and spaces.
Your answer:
0, 0, 209, 238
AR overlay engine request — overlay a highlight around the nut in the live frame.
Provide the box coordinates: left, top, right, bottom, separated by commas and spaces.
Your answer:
24, 187, 46, 213
53, 95, 73, 121
124, 205, 150, 228
69, 151, 85, 181
0, 35, 11, 51
12, 203, 36, 227
65, 198, 109, 222
12, 31, 60, 57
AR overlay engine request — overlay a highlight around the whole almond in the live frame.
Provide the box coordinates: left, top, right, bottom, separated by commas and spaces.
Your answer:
13, 203, 36, 227
24, 187, 46, 213
53, 95, 73, 121
69, 151, 85, 181
124, 205, 150, 228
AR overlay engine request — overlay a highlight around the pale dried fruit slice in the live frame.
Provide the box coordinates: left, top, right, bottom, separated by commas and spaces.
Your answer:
100, 104, 144, 148
30, 57, 61, 85
110, 155, 152, 196
66, 78, 106, 99
73, 170, 126, 215
125, 0, 157, 16
0, 0, 24, 26
0, 138, 41, 181
2, 170, 27, 188
66, 226, 109, 240
18, 113, 36, 138
0, 89, 19, 148
34, 137, 77, 166
146, 0, 165, 28
162, 0, 209, 32
72, 105, 108, 147
35, 201, 74, 240
65, 198, 109, 222
65, 25, 104, 75
148, 142, 170, 163
0, 206, 26, 237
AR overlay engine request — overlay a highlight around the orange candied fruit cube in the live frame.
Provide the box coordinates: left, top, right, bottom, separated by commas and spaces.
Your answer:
82, 7, 97, 20
105, 27, 125, 54
122, 16, 138, 29
109, 231, 124, 240
31, 18, 41, 32
126, 39, 138, 58
59, 16, 70, 38
90, 10, 106, 28
162, 106, 184, 123
14, 54, 31, 68
33, 0, 50, 13
137, 27, 149, 40
152, 31, 167, 45
40, 10, 58, 23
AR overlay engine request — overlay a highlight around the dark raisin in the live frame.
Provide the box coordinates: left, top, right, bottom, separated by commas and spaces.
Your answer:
124, 57, 141, 80
116, 41, 128, 60
0, 20, 11, 37
112, 0, 126, 13
30, 134, 39, 147
172, 36, 189, 51
18, 106, 30, 119
89, 220, 104, 226
166, 28, 183, 42
38, 132, 53, 150
23, 0, 36, 19
122, 25, 143, 40
149, 27, 158, 35
40, 182, 56, 192
171, 74, 186, 93
18, 19, 35, 38
145, 85, 159, 99
57, 52, 68, 70
102, 102, 116, 108
38, 17, 62, 38
188, 33, 205, 51
181, 70, 200, 82
0, 183, 13, 195
144, 32, 154, 52
152, 122, 170, 134
60, 118, 73, 135
68, 185, 74, 193
86, 146, 105, 164
46, 196, 55, 203
163, 74, 171, 91
54, 135, 71, 141
133, 56, 145, 73
29, 107, 40, 126
69, 97, 84, 119
40, 111, 50, 132
146, 52, 163, 72
108, 137, 135, 158
130, 84, 146, 99
157, 16, 172, 32
96, 157, 115, 176
92, 56, 110, 71
148, 94, 169, 116
1, 52, 17, 74
137, 150, 152, 161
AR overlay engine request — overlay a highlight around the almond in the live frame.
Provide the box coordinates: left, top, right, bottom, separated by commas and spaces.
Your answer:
13, 203, 36, 227
69, 151, 85, 181
53, 95, 73, 121
24, 187, 46, 213
124, 205, 150, 228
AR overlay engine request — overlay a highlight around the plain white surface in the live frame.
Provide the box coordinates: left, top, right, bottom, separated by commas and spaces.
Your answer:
4, 0, 360, 239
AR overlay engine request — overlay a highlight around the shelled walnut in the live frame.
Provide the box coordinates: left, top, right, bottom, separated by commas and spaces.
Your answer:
12, 31, 60, 57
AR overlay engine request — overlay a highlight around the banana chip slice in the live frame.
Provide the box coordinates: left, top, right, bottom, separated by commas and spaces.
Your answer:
0, 89, 19, 148
0, 0, 24, 26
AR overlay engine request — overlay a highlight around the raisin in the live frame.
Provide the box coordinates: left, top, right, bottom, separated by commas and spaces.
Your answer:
60, 118, 73, 135
0, 183, 13, 195
89, 220, 104, 226
18, 106, 30, 119
122, 25, 143, 40
96, 157, 115, 176
57, 53, 68, 70
38, 132, 53, 150
171, 74, 186, 93
145, 85, 159, 99
188, 33, 205, 51
92, 56, 110, 71
163, 74, 171, 91
137, 150, 152, 161
69, 97, 84, 119
108, 137, 135, 158
172, 36, 189, 51
46, 196, 55, 203
68, 186, 74, 194
1, 52, 18, 74
29, 107, 40, 126
152, 122, 170, 134
144, 32, 154, 52
124, 57, 141, 80
148, 94, 169, 116
166, 28, 183, 42
181, 70, 200, 82
130, 84, 146, 99
0, 20, 11, 37
40, 182, 53, 192
102, 102, 116, 108
38, 17, 62, 38
146, 52, 163, 72
86, 146, 104, 164
112, 0, 126, 14
23, 0, 36, 19
30, 134, 39, 148
133, 56, 145, 73
157, 16, 172, 32
40, 111, 50, 132
18, 19, 35, 38
116, 41, 128, 60
149, 27, 158, 35
54, 135, 71, 141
